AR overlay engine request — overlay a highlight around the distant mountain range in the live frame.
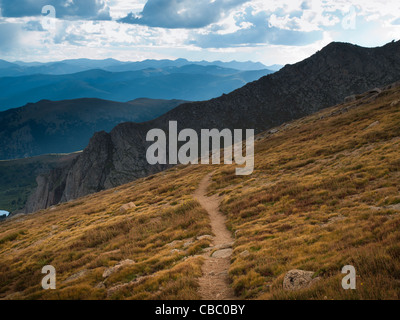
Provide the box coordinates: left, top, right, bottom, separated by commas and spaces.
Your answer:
0, 64, 272, 110
0, 98, 186, 160
25, 41, 400, 213
0, 58, 274, 77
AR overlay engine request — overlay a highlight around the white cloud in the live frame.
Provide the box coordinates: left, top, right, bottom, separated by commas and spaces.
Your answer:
0, 0, 399, 64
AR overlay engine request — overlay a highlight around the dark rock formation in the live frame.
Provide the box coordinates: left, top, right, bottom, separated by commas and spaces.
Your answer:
26, 40, 400, 213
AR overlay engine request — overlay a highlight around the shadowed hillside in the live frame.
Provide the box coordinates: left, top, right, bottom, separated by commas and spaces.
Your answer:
0, 153, 80, 213
0, 98, 186, 160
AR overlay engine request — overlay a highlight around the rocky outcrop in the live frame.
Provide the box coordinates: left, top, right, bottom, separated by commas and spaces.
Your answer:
26, 41, 400, 213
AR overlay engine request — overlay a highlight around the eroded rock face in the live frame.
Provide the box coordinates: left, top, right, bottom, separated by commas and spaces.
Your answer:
283, 270, 320, 291
26, 41, 400, 213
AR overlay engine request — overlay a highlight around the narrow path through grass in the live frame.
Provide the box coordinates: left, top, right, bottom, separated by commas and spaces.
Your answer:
194, 173, 236, 300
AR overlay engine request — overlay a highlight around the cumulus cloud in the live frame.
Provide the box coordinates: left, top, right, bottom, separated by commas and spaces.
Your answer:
189, 6, 323, 48
0, 0, 399, 64
0, 0, 111, 20
119, 0, 250, 28
0, 22, 22, 53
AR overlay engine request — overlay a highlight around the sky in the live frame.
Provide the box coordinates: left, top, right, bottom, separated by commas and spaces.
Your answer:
0, 0, 399, 65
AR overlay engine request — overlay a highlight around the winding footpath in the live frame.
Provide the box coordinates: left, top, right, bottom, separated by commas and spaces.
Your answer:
194, 173, 236, 300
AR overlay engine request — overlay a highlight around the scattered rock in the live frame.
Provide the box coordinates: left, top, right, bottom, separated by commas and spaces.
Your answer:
107, 283, 128, 297
370, 204, 400, 211
183, 240, 194, 248
197, 235, 213, 241
167, 240, 181, 248
107, 274, 155, 297
170, 249, 181, 254
214, 242, 234, 250
268, 128, 279, 134
385, 204, 400, 211
64, 269, 88, 283
239, 250, 250, 258
365, 121, 380, 130
390, 100, 400, 106
100, 249, 121, 257
344, 95, 357, 103
370, 206, 382, 211
119, 202, 136, 213
320, 215, 345, 227
283, 270, 320, 291
212, 248, 233, 259
95, 282, 106, 289
368, 88, 382, 94
103, 259, 136, 278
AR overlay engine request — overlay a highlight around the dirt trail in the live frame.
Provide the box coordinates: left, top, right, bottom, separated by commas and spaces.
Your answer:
194, 173, 236, 300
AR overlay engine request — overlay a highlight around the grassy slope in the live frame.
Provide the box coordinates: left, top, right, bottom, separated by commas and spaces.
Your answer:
0, 85, 399, 300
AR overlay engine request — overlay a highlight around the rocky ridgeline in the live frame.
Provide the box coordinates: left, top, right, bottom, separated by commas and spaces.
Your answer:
26, 40, 400, 213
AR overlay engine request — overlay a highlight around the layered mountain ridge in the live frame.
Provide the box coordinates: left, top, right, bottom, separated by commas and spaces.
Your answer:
25, 41, 400, 213
0, 98, 186, 160
0, 65, 272, 110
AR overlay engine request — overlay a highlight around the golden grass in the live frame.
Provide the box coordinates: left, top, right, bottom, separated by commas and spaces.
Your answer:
0, 167, 212, 300
208, 86, 400, 299
1, 85, 400, 300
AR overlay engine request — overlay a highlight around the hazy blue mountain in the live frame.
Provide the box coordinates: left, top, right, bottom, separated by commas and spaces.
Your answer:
0, 58, 269, 77
0, 97, 187, 160
192, 60, 268, 71
0, 66, 272, 110
266, 64, 284, 71
0, 60, 18, 69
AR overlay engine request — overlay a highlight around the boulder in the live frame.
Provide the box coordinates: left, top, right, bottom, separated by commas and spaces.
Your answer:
239, 250, 250, 258
391, 100, 400, 106
213, 242, 234, 250
212, 248, 233, 259
120, 202, 136, 213
365, 121, 380, 130
197, 235, 213, 241
344, 95, 357, 103
283, 269, 320, 291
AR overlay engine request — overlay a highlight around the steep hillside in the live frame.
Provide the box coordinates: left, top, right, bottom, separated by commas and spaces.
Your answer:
26, 41, 400, 213
0, 98, 186, 160
1, 82, 399, 300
